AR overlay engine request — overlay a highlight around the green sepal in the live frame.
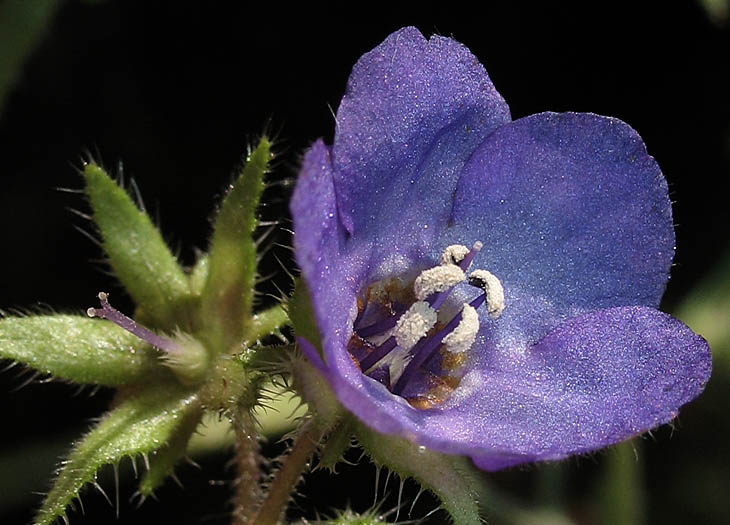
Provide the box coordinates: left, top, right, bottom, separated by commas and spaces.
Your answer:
35, 382, 200, 525
0, 314, 157, 385
288, 278, 322, 351
138, 401, 203, 498
83, 162, 191, 330
316, 417, 354, 473
247, 304, 288, 344
290, 353, 342, 431
188, 254, 209, 297
354, 422, 486, 525
200, 138, 270, 351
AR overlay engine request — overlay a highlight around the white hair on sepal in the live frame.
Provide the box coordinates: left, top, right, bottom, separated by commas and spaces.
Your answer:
469, 269, 505, 319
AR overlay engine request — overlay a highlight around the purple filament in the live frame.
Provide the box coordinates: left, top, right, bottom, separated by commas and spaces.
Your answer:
359, 336, 398, 372
391, 293, 486, 396
355, 242, 482, 339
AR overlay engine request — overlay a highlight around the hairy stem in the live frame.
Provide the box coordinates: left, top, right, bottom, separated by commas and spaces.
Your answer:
249, 420, 321, 525
232, 412, 262, 525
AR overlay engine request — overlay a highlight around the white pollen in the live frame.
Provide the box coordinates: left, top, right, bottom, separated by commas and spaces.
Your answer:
393, 301, 437, 351
469, 269, 505, 319
413, 265, 466, 300
440, 244, 470, 266
442, 304, 480, 354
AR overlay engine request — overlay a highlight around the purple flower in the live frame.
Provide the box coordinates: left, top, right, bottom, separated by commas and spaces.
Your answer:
291, 27, 711, 470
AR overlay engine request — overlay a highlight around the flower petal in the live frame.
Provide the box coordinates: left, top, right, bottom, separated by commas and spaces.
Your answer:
450, 112, 675, 345
317, 306, 709, 470
332, 26, 510, 243
291, 140, 364, 358
464, 306, 711, 470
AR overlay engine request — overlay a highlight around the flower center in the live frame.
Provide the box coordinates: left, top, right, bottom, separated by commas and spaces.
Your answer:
347, 242, 505, 410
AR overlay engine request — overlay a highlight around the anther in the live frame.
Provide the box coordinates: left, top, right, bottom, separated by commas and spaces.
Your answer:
359, 301, 436, 373
440, 244, 469, 266
392, 293, 486, 396
441, 303, 479, 354
393, 301, 437, 351
413, 265, 465, 301
468, 270, 505, 319
356, 241, 483, 339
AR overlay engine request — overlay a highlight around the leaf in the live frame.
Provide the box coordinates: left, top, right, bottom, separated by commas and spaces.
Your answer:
355, 422, 485, 525
200, 138, 270, 351
0, 314, 158, 385
84, 162, 191, 330
35, 383, 199, 525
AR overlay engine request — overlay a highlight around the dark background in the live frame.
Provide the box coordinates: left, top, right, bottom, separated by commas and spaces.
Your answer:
1, 1, 729, 524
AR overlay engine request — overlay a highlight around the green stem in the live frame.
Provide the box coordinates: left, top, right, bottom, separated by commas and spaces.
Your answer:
232, 412, 262, 525
249, 420, 321, 525
599, 439, 645, 525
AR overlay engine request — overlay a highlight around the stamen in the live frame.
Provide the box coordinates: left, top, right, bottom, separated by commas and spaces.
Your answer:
355, 306, 403, 338
468, 270, 505, 319
440, 244, 469, 266
358, 336, 397, 372
355, 241, 483, 339
392, 293, 486, 396
455, 241, 483, 271
441, 304, 479, 354
413, 265, 465, 301
359, 301, 436, 373
382, 346, 412, 385
393, 301, 437, 351
428, 241, 483, 311
87, 292, 183, 355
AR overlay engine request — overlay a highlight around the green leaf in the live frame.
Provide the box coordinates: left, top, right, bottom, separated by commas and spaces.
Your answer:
201, 138, 270, 351
138, 401, 202, 498
355, 422, 485, 525
0, 314, 158, 385
84, 162, 191, 330
35, 383, 199, 525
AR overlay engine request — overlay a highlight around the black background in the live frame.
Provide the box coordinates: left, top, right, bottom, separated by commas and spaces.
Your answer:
1, 2, 729, 524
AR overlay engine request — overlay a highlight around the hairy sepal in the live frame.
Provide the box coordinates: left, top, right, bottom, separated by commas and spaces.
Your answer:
138, 402, 203, 498
288, 279, 321, 351
83, 162, 191, 330
317, 417, 355, 473
201, 138, 270, 351
355, 422, 486, 525
0, 314, 157, 385
35, 383, 199, 525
